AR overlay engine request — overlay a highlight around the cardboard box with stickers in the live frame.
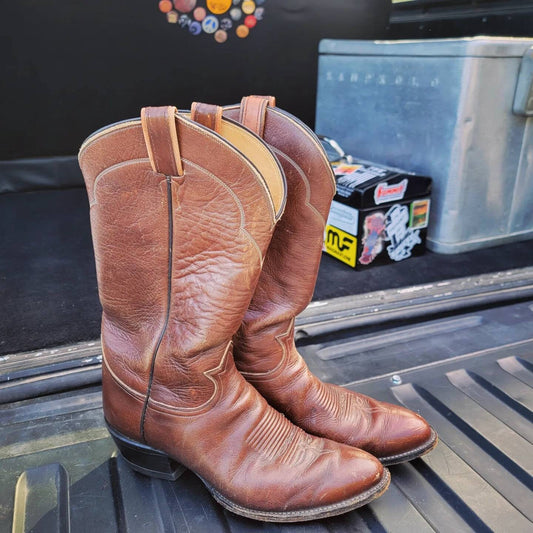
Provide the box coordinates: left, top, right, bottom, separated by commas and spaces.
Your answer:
324, 159, 432, 269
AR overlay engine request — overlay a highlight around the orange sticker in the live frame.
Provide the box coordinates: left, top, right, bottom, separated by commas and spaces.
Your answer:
236, 24, 249, 38
241, 1, 255, 15
159, 0, 173, 13
206, 0, 231, 15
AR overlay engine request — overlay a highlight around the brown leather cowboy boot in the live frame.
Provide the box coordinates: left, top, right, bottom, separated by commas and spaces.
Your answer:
78, 105, 390, 522
224, 96, 438, 466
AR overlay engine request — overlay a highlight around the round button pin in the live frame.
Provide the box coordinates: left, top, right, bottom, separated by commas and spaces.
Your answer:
241, 1, 255, 15
189, 21, 202, 34
229, 7, 242, 20
236, 24, 249, 38
159, 0, 173, 13
214, 29, 228, 43
254, 7, 264, 20
178, 14, 192, 27
193, 6, 206, 20
206, 0, 231, 15
173, 0, 196, 12
202, 15, 219, 33
244, 14, 256, 28
220, 17, 233, 30
167, 10, 179, 23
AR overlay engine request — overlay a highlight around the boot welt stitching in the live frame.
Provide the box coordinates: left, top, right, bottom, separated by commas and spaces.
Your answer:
378, 428, 438, 464
202, 468, 391, 521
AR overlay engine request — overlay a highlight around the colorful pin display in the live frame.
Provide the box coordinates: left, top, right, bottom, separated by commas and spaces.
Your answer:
159, 0, 265, 42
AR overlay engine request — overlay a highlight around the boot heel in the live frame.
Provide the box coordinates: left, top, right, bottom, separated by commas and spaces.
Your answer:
107, 424, 187, 481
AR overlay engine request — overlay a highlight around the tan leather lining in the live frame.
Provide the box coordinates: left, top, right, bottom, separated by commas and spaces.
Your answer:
178, 114, 277, 221
218, 121, 285, 216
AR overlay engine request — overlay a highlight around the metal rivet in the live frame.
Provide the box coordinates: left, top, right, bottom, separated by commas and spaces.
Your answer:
391, 374, 402, 385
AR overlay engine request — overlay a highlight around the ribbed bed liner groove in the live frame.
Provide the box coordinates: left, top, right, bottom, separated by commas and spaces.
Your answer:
2, 296, 532, 531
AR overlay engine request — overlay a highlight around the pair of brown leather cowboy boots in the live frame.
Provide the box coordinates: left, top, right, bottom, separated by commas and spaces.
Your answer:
78, 96, 437, 522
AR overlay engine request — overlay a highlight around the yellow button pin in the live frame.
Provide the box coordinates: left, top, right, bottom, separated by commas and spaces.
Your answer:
242, 1, 256, 15
207, 0, 231, 15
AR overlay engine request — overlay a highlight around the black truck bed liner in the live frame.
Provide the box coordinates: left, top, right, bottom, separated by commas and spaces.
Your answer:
3, 270, 532, 532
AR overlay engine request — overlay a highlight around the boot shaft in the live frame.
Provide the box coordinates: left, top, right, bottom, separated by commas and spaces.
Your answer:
225, 98, 335, 322
225, 98, 336, 366
79, 106, 286, 436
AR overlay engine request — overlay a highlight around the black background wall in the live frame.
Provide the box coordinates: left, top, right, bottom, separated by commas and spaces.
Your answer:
2, 0, 532, 355
389, 0, 533, 40
2, 0, 391, 161
4, 1, 533, 165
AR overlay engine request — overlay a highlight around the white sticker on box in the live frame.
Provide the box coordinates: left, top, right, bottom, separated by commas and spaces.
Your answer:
326, 200, 359, 235
374, 179, 408, 205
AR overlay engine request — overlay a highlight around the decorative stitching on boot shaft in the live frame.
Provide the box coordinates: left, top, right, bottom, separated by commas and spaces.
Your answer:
140, 176, 174, 441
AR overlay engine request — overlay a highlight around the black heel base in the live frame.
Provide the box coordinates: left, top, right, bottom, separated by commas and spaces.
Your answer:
107, 423, 186, 481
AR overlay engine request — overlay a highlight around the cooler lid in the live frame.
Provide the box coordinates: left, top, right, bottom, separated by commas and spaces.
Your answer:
319, 36, 533, 58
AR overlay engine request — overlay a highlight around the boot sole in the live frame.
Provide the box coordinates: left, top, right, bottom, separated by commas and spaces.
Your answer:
107, 423, 391, 522
378, 428, 439, 466
205, 469, 390, 522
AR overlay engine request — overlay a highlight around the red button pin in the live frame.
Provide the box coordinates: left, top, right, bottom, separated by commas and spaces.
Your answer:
244, 15, 257, 28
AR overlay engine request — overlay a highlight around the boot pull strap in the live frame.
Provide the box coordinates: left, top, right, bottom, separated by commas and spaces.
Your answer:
141, 106, 184, 176
191, 102, 223, 133
239, 95, 276, 137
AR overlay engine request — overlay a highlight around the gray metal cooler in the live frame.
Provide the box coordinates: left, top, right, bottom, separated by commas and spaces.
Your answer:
316, 37, 533, 253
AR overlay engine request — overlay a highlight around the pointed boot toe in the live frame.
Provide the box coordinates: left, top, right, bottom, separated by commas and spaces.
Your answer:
366, 403, 438, 465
